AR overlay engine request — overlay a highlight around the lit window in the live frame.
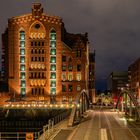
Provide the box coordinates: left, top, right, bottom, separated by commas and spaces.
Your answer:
68, 85, 73, 92
50, 73, 56, 79
41, 80, 45, 86
20, 49, 25, 55
50, 49, 56, 55
77, 85, 81, 91
51, 88, 56, 94
50, 65, 56, 71
20, 65, 25, 71
50, 33, 56, 40
68, 73, 73, 81
38, 64, 41, 69
42, 64, 45, 69
21, 88, 26, 95
21, 80, 26, 87
20, 34, 25, 40
38, 80, 41, 86
62, 85, 66, 92
50, 41, 56, 48
20, 41, 25, 48
50, 57, 56, 63
62, 73, 66, 81
76, 73, 81, 81
51, 80, 56, 87
20, 56, 25, 63
20, 72, 25, 79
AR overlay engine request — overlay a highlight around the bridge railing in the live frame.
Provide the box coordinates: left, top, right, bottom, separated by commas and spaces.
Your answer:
116, 90, 140, 120
0, 132, 38, 140
0, 110, 71, 140
38, 110, 70, 140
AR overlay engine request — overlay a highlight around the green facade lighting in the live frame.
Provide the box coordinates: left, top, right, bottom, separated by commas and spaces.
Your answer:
19, 31, 26, 96
50, 30, 56, 95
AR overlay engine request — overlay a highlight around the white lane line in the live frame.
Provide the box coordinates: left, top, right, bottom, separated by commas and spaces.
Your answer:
104, 111, 115, 140
101, 129, 108, 140
83, 110, 96, 140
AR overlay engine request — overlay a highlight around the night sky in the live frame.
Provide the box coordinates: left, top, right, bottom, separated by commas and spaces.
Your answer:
0, 0, 140, 90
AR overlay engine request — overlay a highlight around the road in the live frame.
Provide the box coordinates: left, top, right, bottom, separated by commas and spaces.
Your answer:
53, 108, 140, 140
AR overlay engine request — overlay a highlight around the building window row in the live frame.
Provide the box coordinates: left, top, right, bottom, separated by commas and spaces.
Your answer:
62, 64, 81, 71
30, 33, 45, 39
62, 73, 81, 81
31, 88, 44, 95
31, 41, 44, 47
30, 80, 45, 86
30, 72, 45, 78
62, 85, 81, 92
31, 49, 45, 54
31, 57, 44, 62
30, 64, 45, 69
62, 55, 73, 62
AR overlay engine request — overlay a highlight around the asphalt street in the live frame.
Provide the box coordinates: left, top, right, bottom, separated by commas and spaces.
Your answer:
53, 108, 140, 140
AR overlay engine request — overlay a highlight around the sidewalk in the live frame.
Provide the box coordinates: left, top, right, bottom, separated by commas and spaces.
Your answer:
39, 118, 74, 140
52, 110, 94, 140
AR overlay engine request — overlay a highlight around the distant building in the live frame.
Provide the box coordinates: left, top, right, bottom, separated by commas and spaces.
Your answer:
128, 58, 140, 100
107, 71, 128, 98
2, 3, 95, 102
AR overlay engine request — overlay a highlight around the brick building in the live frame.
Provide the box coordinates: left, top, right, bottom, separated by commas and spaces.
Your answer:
128, 58, 140, 100
2, 3, 95, 102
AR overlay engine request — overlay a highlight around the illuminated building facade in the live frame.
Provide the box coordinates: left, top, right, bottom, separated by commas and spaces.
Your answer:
128, 58, 140, 100
2, 3, 94, 102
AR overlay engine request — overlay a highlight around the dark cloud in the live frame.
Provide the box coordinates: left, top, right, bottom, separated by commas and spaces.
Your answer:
1, 0, 140, 89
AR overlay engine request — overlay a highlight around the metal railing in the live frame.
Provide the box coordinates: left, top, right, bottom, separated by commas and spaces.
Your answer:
38, 111, 70, 140
0, 110, 70, 140
0, 132, 38, 140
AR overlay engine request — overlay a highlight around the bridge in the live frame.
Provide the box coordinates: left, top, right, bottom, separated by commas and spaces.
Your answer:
115, 89, 140, 120
1, 89, 140, 140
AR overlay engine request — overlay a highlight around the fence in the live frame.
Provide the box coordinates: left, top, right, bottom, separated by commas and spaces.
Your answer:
0, 110, 70, 139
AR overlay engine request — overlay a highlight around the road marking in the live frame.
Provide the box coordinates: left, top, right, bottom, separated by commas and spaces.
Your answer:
101, 129, 108, 140
83, 110, 96, 140
104, 111, 115, 140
